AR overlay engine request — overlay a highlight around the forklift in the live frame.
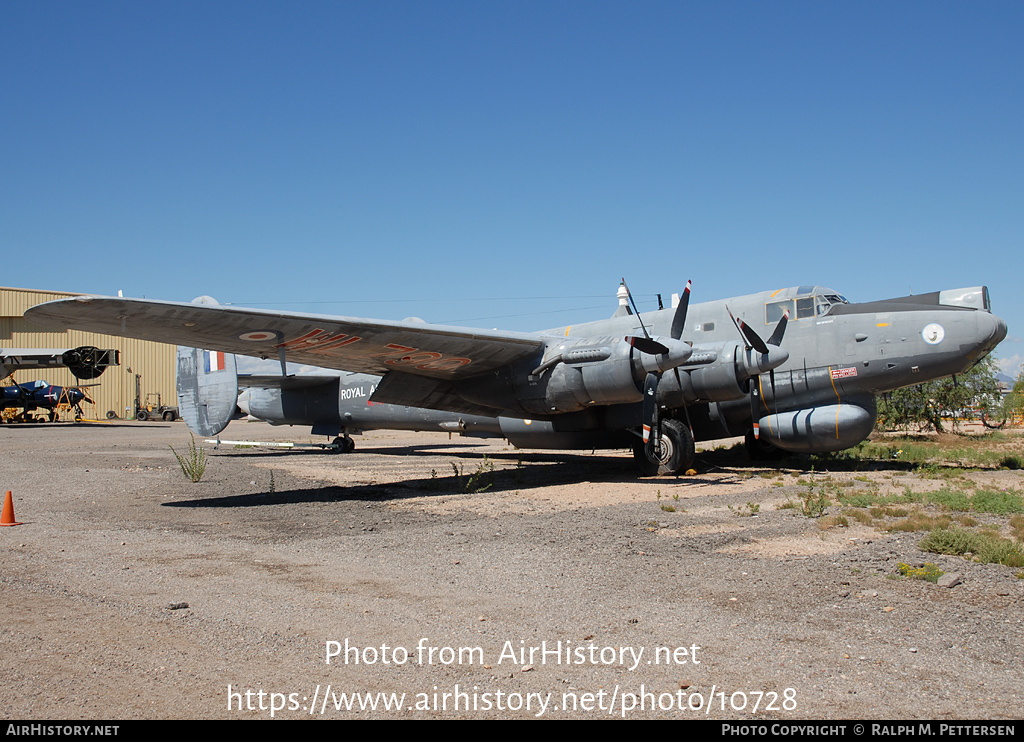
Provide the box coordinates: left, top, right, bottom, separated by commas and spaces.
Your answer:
129, 369, 179, 421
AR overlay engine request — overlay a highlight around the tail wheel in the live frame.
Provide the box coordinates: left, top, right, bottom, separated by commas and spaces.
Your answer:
634, 419, 694, 476
331, 435, 356, 454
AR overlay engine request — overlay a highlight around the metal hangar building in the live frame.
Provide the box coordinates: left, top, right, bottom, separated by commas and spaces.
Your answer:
1, 287, 177, 421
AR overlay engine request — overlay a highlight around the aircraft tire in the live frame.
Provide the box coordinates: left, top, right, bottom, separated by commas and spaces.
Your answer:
634, 419, 694, 476
332, 436, 356, 454
106, 410, 118, 420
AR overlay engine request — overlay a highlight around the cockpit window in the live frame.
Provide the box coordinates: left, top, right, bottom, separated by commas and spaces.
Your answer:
766, 293, 849, 324
766, 300, 793, 324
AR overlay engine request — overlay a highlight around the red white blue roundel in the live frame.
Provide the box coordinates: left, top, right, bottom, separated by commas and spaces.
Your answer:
237, 329, 283, 343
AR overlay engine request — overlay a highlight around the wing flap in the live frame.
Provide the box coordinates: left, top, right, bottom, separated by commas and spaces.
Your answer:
371, 371, 506, 417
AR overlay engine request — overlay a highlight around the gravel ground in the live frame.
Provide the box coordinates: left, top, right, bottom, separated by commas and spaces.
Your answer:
1, 420, 1022, 719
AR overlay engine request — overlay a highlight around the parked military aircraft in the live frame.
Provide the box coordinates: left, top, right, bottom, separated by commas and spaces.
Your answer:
25, 283, 1006, 474
0, 346, 119, 380
1, 379, 93, 421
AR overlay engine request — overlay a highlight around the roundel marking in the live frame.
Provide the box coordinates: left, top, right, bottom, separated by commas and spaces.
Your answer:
238, 329, 283, 342
922, 323, 945, 345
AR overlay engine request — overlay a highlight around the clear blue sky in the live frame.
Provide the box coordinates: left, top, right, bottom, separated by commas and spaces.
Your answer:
3, 2, 1022, 374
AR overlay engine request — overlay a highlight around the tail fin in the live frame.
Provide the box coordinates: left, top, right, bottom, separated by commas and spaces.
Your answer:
176, 346, 238, 437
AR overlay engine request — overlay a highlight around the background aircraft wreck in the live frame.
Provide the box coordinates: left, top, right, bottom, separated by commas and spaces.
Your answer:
25, 283, 1006, 475
0, 379, 94, 422
0, 346, 119, 380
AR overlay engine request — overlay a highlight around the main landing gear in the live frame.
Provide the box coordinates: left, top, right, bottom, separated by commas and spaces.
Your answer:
634, 419, 695, 476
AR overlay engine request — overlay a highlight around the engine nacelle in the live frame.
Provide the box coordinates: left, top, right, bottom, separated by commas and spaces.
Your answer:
507, 337, 692, 416
756, 399, 877, 453
656, 341, 789, 407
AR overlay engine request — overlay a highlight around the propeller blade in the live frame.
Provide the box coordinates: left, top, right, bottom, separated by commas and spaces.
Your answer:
626, 335, 670, 356
621, 278, 652, 336
750, 381, 761, 439
764, 312, 788, 397
738, 318, 770, 355
641, 372, 660, 443
670, 280, 691, 340
767, 312, 789, 347
726, 305, 770, 355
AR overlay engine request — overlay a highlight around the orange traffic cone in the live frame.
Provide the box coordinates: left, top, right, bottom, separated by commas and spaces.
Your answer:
1, 491, 22, 526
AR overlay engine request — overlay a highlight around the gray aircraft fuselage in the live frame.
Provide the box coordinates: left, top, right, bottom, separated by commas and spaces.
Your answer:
218, 284, 1005, 466
509, 284, 1005, 455
237, 372, 502, 441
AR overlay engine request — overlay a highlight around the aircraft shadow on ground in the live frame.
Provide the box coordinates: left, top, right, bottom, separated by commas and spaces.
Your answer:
163, 445, 928, 509
162, 455, 644, 508
203, 442, 495, 459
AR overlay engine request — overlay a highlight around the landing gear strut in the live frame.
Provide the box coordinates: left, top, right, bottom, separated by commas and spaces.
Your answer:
634, 419, 695, 476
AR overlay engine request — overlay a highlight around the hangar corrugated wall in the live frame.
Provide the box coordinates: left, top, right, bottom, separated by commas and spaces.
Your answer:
1, 287, 178, 421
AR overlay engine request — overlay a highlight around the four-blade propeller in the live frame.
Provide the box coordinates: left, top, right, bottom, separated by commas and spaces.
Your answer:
727, 306, 789, 439
621, 279, 692, 453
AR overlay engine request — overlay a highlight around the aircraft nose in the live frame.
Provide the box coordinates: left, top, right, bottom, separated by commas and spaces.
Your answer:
978, 311, 1007, 351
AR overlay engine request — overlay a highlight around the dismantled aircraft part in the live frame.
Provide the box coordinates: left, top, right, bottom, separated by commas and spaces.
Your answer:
176, 346, 238, 437
61, 346, 120, 380
0, 346, 119, 379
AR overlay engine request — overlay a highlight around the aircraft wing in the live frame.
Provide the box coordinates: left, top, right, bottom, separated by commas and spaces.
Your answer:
25, 296, 546, 380
1, 349, 81, 372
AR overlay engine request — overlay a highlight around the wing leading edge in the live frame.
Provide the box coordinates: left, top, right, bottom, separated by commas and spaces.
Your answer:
24, 296, 545, 381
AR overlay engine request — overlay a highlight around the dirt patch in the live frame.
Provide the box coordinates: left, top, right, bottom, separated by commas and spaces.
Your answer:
1, 421, 1022, 719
